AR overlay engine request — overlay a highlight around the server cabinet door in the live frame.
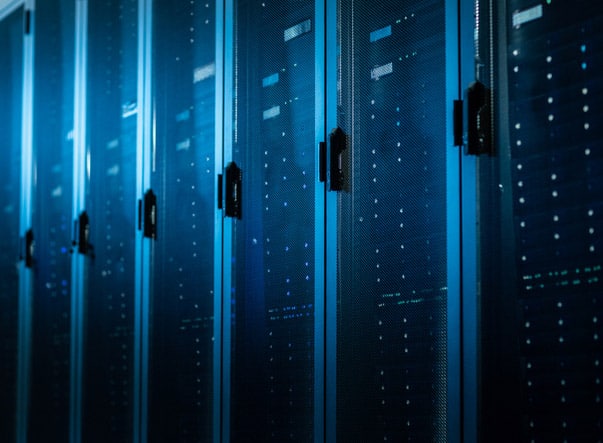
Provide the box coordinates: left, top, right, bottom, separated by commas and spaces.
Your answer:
147, 1, 218, 441
480, 2, 603, 441
81, 1, 139, 441
28, 1, 75, 441
335, 1, 456, 440
229, 1, 321, 440
0, 6, 24, 442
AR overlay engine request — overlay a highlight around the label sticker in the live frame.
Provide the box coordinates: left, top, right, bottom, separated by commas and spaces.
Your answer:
371, 62, 393, 80
370, 25, 392, 43
512, 5, 543, 27
263, 105, 281, 120
284, 19, 312, 42
263, 73, 279, 88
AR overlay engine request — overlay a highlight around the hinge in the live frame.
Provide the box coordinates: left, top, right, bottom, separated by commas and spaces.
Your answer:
319, 141, 326, 183
453, 99, 464, 147
217, 174, 223, 209
24, 10, 31, 35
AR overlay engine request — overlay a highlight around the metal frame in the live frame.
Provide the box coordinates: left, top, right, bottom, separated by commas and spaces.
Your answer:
214, 1, 226, 442
445, 0, 463, 440
70, 1, 88, 442
314, 0, 327, 441
16, 1, 34, 443
220, 1, 234, 441
324, 0, 337, 441
134, 0, 153, 441
459, 0, 479, 441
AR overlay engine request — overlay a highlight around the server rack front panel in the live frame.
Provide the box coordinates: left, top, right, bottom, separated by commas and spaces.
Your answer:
336, 1, 451, 441
0, 6, 24, 442
229, 0, 319, 440
481, 1, 603, 441
81, 1, 139, 441
28, 0, 75, 440
147, 1, 217, 441
506, 1, 603, 440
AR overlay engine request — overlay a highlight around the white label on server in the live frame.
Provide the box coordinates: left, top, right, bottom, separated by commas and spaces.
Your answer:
122, 101, 137, 118
176, 138, 191, 151
284, 19, 312, 42
194, 63, 216, 83
512, 5, 543, 27
371, 62, 393, 80
263, 105, 281, 120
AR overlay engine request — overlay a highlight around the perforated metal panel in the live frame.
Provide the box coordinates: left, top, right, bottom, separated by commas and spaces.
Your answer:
506, 1, 603, 440
28, 1, 75, 440
0, 6, 23, 442
336, 1, 450, 440
230, 0, 318, 440
147, 1, 217, 441
81, 1, 138, 441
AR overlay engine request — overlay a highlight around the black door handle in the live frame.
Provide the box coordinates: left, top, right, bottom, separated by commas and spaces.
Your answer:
329, 127, 347, 191
225, 162, 242, 219
78, 211, 91, 255
143, 189, 158, 240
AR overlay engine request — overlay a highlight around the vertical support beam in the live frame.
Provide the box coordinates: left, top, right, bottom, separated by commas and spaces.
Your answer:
17, 1, 34, 442
445, 1, 462, 442
134, 0, 152, 441
460, 1, 479, 441
220, 0, 234, 441
313, 0, 325, 442
323, 0, 337, 441
70, 1, 88, 442
213, 0, 225, 442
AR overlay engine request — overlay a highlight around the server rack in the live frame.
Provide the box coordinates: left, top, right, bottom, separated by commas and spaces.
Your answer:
28, 0, 75, 441
224, 1, 325, 440
77, 1, 139, 441
146, 1, 219, 441
479, 1, 603, 441
333, 1, 466, 441
5, 0, 603, 442
0, 5, 25, 442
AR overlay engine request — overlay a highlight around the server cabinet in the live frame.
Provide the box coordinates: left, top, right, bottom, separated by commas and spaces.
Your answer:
80, 1, 139, 441
28, 0, 75, 441
334, 1, 461, 441
147, 1, 218, 441
227, 1, 323, 440
0, 6, 24, 442
480, 1, 603, 441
